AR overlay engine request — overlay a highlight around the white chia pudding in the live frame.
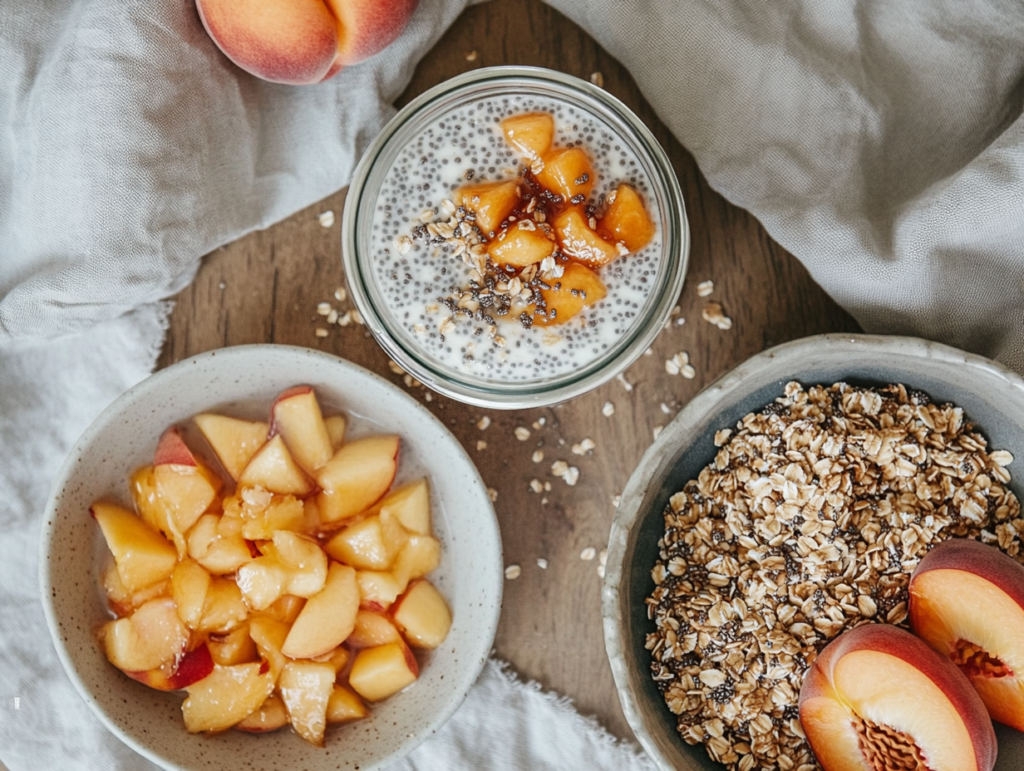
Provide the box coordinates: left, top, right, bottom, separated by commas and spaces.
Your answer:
368, 94, 664, 383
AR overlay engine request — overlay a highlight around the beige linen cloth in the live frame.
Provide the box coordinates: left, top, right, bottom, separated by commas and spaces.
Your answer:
1, 0, 1022, 769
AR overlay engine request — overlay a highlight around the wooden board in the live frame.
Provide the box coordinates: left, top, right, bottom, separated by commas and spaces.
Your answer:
159, 0, 860, 741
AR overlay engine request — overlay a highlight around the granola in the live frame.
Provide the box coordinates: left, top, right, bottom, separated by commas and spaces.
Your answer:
646, 381, 1020, 771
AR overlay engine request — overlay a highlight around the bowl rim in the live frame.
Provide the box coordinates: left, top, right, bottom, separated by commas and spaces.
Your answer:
341, 64, 690, 409
39, 343, 503, 771
601, 332, 1024, 770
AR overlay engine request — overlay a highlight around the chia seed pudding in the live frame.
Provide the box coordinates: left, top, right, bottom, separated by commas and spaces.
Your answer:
368, 95, 664, 383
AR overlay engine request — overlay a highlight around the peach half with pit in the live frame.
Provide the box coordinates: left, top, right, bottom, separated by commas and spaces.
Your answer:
195, 0, 419, 86
798, 623, 996, 771
910, 537, 1024, 730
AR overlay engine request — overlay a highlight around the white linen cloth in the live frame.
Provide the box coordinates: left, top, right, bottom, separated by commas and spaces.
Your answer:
2, 0, 1024, 769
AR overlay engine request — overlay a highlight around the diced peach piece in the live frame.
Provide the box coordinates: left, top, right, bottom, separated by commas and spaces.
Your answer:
315, 435, 399, 524
282, 563, 360, 659
236, 556, 290, 611
171, 558, 211, 628
130, 466, 187, 558
269, 386, 334, 475
196, 576, 248, 634
455, 180, 519, 236
378, 478, 431, 535
235, 693, 289, 733
799, 624, 996, 771
534, 261, 607, 326
910, 538, 1024, 730
238, 434, 314, 496
325, 514, 405, 570
486, 221, 556, 268
535, 147, 595, 203
126, 643, 215, 691
356, 570, 404, 611
553, 207, 621, 269
273, 530, 329, 597
102, 561, 134, 618
347, 610, 402, 649
101, 597, 189, 673
187, 513, 253, 575
196, 0, 339, 86
278, 661, 335, 746
153, 434, 222, 535
348, 641, 419, 702
324, 415, 347, 451
392, 534, 442, 591
312, 645, 351, 677
208, 622, 259, 666
153, 425, 198, 466
392, 579, 452, 649
501, 112, 555, 161
249, 615, 290, 682
226, 488, 305, 541
261, 594, 306, 625
194, 413, 268, 481
327, 685, 368, 723
91, 501, 178, 594
182, 662, 274, 734
598, 184, 655, 252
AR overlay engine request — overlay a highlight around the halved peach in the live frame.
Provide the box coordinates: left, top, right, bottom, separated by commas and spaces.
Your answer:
91, 501, 178, 594
799, 624, 996, 771
501, 112, 554, 161
598, 184, 655, 252
535, 147, 594, 203
486, 221, 556, 268
348, 641, 419, 702
238, 434, 314, 496
552, 208, 621, 269
235, 693, 289, 733
269, 385, 334, 475
910, 538, 1024, 730
315, 435, 399, 524
534, 261, 607, 326
194, 413, 268, 481
455, 180, 519, 236
182, 662, 274, 734
392, 579, 452, 649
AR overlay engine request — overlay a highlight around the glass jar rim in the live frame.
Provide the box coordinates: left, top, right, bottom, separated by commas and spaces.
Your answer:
343, 66, 689, 409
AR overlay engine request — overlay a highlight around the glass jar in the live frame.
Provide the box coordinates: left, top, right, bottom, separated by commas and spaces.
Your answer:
343, 66, 689, 408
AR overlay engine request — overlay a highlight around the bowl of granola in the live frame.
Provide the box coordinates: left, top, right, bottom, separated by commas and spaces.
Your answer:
602, 334, 1024, 771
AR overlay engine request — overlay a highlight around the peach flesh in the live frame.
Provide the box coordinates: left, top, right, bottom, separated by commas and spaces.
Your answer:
799, 624, 996, 771
910, 537, 1024, 730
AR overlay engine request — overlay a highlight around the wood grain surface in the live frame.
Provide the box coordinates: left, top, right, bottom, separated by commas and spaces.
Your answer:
158, 0, 860, 742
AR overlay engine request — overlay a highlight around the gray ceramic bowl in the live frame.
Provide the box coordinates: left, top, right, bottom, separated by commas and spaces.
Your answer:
40, 345, 503, 771
603, 334, 1024, 771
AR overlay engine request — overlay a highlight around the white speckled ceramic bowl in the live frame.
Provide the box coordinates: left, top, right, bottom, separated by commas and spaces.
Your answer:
603, 334, 1024, 771
41, 345, 502, 771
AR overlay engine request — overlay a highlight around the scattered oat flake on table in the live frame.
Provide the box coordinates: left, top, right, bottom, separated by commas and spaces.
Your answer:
660, 403, 671, 414
598, 549, 607, 566
529, 479, 543, 493
334, 286, 347, 302
532, 417, 546, 429
696, 279, 714, 297
572, 438, 595, 455
318, 210, 335, 228
653, 425, 663, 440
665, 352, 689, 376
536, 558, 548, 569
466, 50, 478, 61
580, 547, 596, 561
351, 310, 364, 325
388, 360, 406, 375
476, 440, 487, 451
589, 71, 604, 87
476, 416, 491, 430
337, 311, 353, 326
504, 564, 521, 580
327, 309, 338, 324
532, 450, 544, 463
596, 564, 606, 578
602, 401, 615, 417
515, 426, 531, 441
611, 494, 620, 508
551, 460, 569, 476
314, 328, 329, 338
616, 373, 633, 392
486, 487, 498, 502
562, 467, 580, 486
317, 302, 332, 316
702, 301, 732, 330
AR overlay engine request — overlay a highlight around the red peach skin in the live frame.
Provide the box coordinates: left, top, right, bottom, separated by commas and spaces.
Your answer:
799, 624, 996, 771
324, 0, 419, 67
911, 537, 1024, 730
197, 0, 339, 85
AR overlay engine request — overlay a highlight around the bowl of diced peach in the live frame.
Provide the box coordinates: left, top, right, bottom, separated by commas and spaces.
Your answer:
40, 344, 502, 771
